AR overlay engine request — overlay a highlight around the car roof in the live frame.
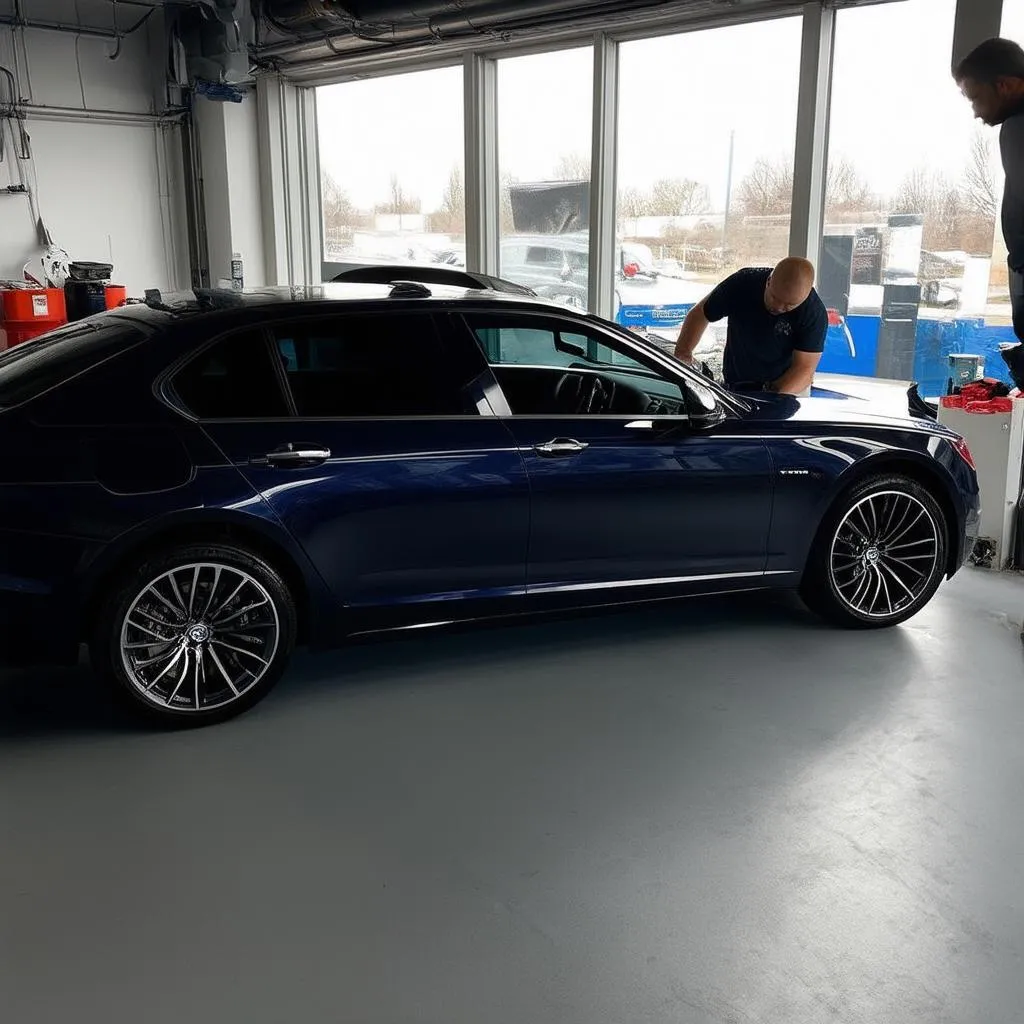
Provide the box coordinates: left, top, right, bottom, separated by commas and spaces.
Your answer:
102, 282, 570, 326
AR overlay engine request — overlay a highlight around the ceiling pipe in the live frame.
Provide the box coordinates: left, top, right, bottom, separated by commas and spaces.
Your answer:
333, 0, 626, 19
0, 6, 155, 41
77, 0, 162, 7
259, 0, 676, 58
0, 16, 121, 39
17, 102, 187, 126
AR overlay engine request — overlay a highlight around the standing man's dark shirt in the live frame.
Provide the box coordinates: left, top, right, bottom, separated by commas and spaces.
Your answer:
702, 267, 828, 388
1001, 100, 1024, 341
1000, 100, 1024, 272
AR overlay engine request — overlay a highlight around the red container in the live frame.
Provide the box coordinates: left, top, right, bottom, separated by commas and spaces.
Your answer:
105, 284, 127, 310
0, 287, 67, 350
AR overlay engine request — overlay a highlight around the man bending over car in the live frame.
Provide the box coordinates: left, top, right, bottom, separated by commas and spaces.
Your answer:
674, 256, 827, 396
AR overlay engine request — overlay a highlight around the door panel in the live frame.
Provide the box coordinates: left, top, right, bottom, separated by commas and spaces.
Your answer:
201, 419, 530, 607
503, 417, 772, 589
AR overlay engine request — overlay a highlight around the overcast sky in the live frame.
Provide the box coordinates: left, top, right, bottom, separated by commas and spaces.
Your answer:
316, 0, 1021, 215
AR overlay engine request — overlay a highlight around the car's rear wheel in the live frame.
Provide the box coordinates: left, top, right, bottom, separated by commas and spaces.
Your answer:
801, 474, 947, 628
93, 543, 297, 725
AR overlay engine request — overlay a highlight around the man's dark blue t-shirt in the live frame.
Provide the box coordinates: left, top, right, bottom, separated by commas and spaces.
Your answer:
703, 267, 828, 388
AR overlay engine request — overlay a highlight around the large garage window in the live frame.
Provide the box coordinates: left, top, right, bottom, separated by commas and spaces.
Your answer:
614, 20, 802, 370
497, 47, 594, 310
818, 0, 1010, 394
317, 67, 465, 269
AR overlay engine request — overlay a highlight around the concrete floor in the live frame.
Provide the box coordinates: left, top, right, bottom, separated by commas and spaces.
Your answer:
2, 570, 1024, 1023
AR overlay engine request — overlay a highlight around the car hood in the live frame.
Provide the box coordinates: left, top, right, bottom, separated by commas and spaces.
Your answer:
741, 382, 953, 436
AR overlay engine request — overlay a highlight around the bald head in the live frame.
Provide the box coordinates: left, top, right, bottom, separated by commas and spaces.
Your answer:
765, 257, 815, 314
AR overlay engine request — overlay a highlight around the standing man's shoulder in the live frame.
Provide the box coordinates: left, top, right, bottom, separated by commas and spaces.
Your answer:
729, 266, 772, 288
703, 266, 768, 321
1001, 108, 1024, 163
792, 287, 828, 352
1002, 112, 1024, 176
804, 286, 829, 325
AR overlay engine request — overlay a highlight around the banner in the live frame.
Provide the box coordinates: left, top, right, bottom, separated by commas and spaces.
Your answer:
616, 303, 694, 329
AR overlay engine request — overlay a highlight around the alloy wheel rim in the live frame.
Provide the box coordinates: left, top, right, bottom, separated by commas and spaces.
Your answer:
119, 563, 280, 712
829, 490, 940, 619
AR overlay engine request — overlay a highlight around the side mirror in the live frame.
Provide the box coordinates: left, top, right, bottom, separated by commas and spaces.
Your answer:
684, 380, 727, 431
688, 404, 727, 431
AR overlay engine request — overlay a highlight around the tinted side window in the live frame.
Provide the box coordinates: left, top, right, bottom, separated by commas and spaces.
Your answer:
470, 319, 648, 372
172, 330, 289, 419
274, 313, 472, 418
473, 326, 576, 368
0, 321, 145, 408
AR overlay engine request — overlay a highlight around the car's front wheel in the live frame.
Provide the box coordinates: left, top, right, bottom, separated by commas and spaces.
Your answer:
801, 474, 947, 628
93, 543, 298, 725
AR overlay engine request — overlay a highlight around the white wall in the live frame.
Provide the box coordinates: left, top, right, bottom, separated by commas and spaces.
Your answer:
0, 20, 189, 294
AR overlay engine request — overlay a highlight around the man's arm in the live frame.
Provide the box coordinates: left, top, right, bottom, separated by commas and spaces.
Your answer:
773, 301, 827, 395
1001, 117, 1024, 271
674, 275, 737, 364
771, 350, 821, 395
674, 299, 710, 364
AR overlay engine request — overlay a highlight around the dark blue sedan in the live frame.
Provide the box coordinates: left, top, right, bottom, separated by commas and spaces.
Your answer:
0, 282, 980, 724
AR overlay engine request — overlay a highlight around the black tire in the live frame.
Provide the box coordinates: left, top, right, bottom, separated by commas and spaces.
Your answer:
800, 474, 948, 629
91, 543, 298, 726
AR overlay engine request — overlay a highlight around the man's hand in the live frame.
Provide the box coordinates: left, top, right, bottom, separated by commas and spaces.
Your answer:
674, 300, 710, 364
772, 350, 821, 396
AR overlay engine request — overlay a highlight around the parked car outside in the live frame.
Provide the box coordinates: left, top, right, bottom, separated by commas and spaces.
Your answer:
498, 232, 660, 309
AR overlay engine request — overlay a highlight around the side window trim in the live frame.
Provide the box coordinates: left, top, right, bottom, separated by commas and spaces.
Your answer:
462, 310, 657, 376
263, 324, 299, 418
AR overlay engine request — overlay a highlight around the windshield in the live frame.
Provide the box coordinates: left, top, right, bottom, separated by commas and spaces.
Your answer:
0, 320, 146, 408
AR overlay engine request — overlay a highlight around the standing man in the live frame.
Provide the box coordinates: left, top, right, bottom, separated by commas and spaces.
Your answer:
674, 257, 827, 396
954, 38, 1024, 342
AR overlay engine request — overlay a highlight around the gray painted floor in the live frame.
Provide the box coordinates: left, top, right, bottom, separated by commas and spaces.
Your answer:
2, 570, 1024, 1023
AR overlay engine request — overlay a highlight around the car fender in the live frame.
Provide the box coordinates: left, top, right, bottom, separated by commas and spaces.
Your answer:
808, 445, 966, 573
765, 432, 967, 577
74, 503, 337, 644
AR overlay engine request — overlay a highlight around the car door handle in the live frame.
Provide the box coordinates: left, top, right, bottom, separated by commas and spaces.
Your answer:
533, 438, 589, 458
262, 445, 331, 467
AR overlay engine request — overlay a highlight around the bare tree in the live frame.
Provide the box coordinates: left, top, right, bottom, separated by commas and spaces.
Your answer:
963, 128, 999, 220
825, 157, 873, 213
390, 173, 404, 214
618, 186, 648, 221
892, 168, 966, 249
648, 177, 711, 216
892, 167, 934, 216
552, 152, 591, 181
737, 158, 793, 216
377, 173, 421, 215
321, 171, 355, 238
437, 164, 465, 234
